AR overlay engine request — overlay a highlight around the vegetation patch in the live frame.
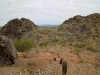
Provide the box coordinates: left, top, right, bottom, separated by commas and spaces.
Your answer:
60, 41, 67, 47
86, 46, 96, 52
51, 38, 59, 43
74, 47, 82, 53
75, 43, 86, 48
14, 39, 33, 52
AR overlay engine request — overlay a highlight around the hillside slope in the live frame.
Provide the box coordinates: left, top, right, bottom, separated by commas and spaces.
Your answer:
58, 13, 100, 51
0, 18, 37, 40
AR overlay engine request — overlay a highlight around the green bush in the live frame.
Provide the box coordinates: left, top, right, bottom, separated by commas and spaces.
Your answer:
14, 39, 33, 52
86, 46, 96, 52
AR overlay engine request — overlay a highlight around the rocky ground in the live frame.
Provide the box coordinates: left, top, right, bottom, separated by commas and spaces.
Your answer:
0, 45, 100, 75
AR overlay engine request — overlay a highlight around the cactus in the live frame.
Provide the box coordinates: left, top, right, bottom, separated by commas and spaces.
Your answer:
62, 60, 67, 75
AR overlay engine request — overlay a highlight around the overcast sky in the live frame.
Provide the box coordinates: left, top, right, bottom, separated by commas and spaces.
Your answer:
0, 0, 100, 26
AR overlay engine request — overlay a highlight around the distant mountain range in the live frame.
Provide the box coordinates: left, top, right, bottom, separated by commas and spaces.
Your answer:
40, 25, 59, 27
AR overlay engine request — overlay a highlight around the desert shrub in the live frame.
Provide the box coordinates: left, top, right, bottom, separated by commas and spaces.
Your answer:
39, 41, 50, 47
51, 38, 59, 43
86, 46, 96, 52
58, 25, 65, 31
60, 41, 66, 47
75, 43, 86, 48
14, 39, 33, 52
68, 38, 73, 42
40, 29, 50, 35
74, 48, 82, 55
69, 43, 72, 46
74, 48, 82, 53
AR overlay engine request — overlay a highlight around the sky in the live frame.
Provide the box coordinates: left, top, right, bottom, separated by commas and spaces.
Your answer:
0, 0, 100, 26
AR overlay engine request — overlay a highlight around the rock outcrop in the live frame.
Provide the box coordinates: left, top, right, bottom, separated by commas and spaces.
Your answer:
0, 18, 37, 40
0, 35, 18, 66
57, 13, 100, 50
58, 13, 100, 41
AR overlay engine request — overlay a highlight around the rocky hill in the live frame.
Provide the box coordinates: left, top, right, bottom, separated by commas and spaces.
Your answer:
57, 13, 100, 50
59, 13, 100, 38
0, 18, 37, 40
0, 17, 56, 46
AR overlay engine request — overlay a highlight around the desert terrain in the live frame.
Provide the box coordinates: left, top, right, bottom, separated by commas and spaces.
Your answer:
0, 45, 100, 75
0, 13, 100, 75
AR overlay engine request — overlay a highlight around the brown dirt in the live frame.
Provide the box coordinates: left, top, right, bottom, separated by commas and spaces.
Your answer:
0, 45, 100, 75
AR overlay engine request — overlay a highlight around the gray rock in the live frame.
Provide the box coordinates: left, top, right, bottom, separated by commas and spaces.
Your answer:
0, 35, 18, 66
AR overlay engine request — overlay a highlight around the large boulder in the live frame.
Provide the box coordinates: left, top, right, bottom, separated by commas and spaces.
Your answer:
0, 35, 18, 66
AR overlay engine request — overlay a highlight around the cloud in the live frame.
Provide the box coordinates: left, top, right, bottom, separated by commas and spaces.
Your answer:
0, 0, 100, 26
